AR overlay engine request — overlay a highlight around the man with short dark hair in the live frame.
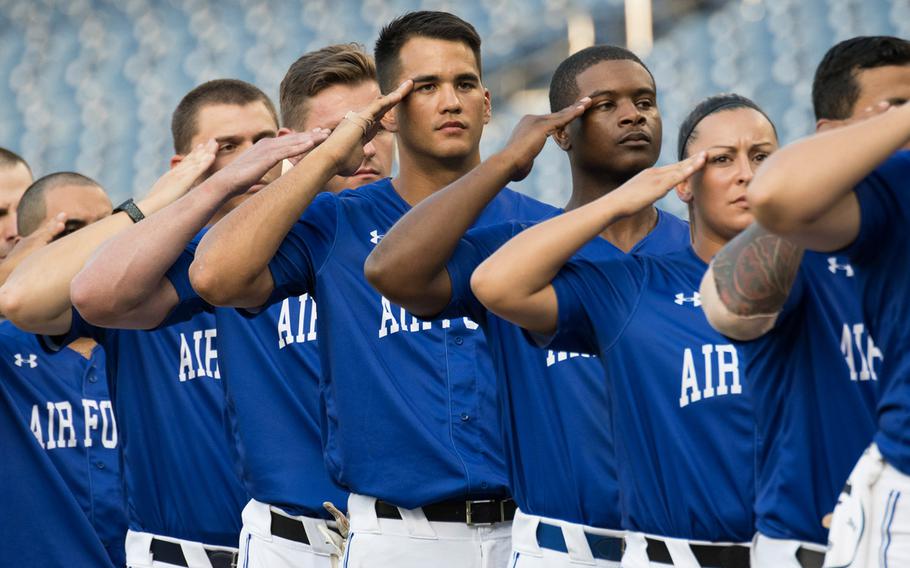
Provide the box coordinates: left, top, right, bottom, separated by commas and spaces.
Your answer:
0, 78, 287, 568
0, 147, 32, 262
700, 35, 910, 567
67, 44, 394, 568
365, 44, 688, 567
189, 11, 553, 567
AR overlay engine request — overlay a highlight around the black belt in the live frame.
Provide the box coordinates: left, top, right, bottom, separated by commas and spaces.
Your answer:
536, 521, 624, 561
270, 510, 311, 544
796, 546, 825, 568
375, 497, 517, 525
149, 538, 236, 568
646, 537, 750, 567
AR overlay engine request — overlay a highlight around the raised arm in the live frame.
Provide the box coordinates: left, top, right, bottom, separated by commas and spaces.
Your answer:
748, 101, 910, 251
471, 153, 705, 335
699, 223, 804, 341
191, 80, 413, 308
364, 98, 591, 317
0, 145, 216, 335
70, 133, 327, 329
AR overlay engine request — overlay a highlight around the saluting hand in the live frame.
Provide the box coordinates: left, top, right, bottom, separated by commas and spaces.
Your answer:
608, 151, 708, 217
318, 79, 415, 176
208, 129, 332, 196
496, 97, 593, 182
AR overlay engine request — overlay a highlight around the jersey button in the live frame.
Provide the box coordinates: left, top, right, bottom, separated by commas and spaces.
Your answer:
88, 373, 98, 383
95, 461, 106, 469
480, 482, 488, 489
454, 336, 464, 345
460, 413, 470, 422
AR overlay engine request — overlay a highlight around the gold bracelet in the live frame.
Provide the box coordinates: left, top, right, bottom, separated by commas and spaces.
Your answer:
343, 111, 373, 136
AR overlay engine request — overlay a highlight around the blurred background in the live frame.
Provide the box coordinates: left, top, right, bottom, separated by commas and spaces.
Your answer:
0, 0, 907, 216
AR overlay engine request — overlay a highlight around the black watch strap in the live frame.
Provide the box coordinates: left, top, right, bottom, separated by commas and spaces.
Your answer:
113, 198, 145, 223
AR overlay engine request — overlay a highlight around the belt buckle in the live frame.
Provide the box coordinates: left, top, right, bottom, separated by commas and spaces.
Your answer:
466, 499, 495, 526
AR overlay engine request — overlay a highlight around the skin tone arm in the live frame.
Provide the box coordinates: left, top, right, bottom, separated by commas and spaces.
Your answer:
0, 145, 217, 335
471, 153, 706, 335
748, 101, 910, 251
69, 132, 329, 330
364, 98, 592, 317
0, 214, 67, 290
190, 80, 414, 308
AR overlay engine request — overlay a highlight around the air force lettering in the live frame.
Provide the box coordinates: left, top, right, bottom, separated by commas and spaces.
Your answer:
0, 321, 126, 567
544, 247, 754, 545
265, 178, 554, 507
443, 211, 688, 539
736, 251, 877, 560
824, 150, 910, 568
0, 375, 119, 567
44, 306, 247, 551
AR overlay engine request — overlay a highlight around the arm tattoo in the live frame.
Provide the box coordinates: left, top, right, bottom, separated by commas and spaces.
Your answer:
711, 223, 805, 316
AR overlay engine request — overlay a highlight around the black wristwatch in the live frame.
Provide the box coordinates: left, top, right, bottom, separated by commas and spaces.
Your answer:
113, 198, 145, 223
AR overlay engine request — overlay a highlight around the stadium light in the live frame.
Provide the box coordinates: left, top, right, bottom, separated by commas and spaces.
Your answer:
625, 0, 654, 56
567, 10, 595, 55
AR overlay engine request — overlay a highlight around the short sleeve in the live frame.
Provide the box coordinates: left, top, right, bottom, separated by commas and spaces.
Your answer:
841, 150, 910, 265
266, 192, 339, 306
441, 222, 523, 322
39, 308, 105, 352
542, 256, 647, 355
161, 229, 212, 326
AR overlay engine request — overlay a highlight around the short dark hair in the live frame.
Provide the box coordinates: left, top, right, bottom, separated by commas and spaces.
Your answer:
549, 45, 653, 112
0, 147, 31, 175
812, 36, 910, 121
280, 44, 377, 130
374, 11, 482, 93
16, 172, 100, 236
171, 79, 279, 154
677, 93, 777, 160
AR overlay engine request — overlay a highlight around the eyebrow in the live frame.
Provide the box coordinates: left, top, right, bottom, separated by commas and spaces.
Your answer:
214, 130, 277, 144
587, 88, 656, 99
705, 141, 777, 151
411, 72, 480, 84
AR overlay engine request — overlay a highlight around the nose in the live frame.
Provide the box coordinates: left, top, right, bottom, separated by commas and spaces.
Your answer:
1, 218, 17, 243
438, 83, 462, 114
736, 155, 755, 185
362, 139, 378, 161
618, 100, 646, 128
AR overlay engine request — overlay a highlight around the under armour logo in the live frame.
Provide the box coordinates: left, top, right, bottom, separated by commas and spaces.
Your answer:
828, 257, 854, 277
14, 353, 37, 368
674, 292, 702, 307
369, 230, 384, 245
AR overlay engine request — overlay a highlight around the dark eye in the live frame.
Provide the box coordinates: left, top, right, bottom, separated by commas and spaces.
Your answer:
711, 155, 732, 164
415, 84, 436, 93
595, 101, 615, 110
636, 99, 654, 110
753, 153, 769, 162
458, 81, 476, 90
218, 143, 237, 153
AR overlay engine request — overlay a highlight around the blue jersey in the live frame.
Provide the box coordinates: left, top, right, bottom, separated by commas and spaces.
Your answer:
266, 178, 553, 507
841, 149, 910, 474
444, 209, 689, 529
546, 247, 754, 541
46, 307, 248, 546
0, 321, 127, 566
0, 376, 117, 568
164, 231, 349, 518
738, 253, 878, 544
